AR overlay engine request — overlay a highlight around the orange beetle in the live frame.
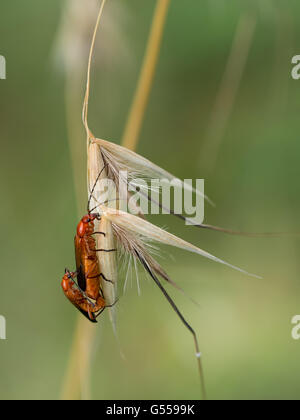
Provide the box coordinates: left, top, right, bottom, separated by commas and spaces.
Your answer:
61, 165, 116, 322
75, 212, 104, 306
61, 270, 106, 323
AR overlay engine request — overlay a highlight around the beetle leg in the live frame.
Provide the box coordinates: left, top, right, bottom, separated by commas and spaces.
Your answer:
105, 298, 119, 308
95, 248, 117, 252
100, 273, 114, 284
87, 273, 101, 279
95, 308, 105, 319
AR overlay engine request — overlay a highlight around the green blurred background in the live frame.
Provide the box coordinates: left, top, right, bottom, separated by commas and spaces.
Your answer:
1, 0, 300, 400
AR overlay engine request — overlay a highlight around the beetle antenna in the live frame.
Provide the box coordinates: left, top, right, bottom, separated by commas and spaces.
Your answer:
89, 198, 128, 214
87, 163, 109, 213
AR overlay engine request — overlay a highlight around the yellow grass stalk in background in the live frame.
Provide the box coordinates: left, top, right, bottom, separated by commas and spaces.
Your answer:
60, 316, 95, 400
122, 0, 171, 150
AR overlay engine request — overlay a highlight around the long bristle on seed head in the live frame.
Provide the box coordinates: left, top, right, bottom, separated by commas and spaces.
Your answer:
112, 221, 201, 306
101, 207, 262, 279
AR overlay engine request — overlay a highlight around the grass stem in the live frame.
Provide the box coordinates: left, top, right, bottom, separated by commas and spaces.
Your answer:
121, 0, 171, 150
